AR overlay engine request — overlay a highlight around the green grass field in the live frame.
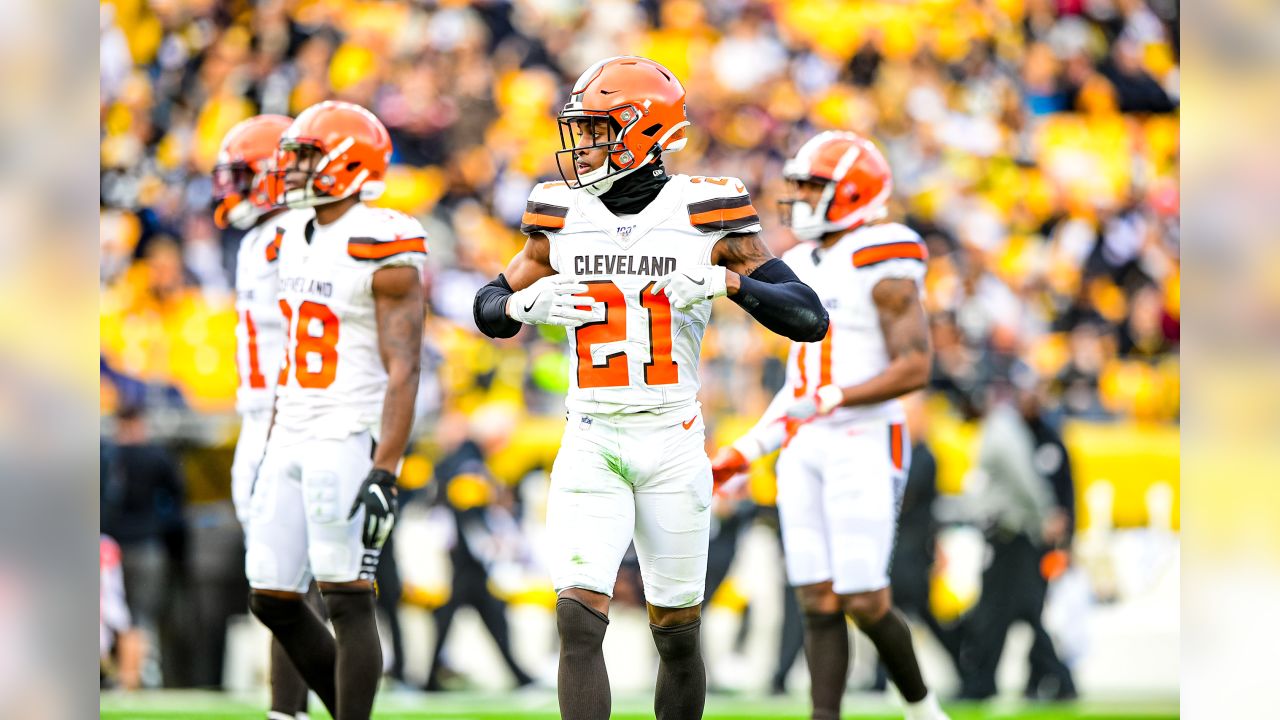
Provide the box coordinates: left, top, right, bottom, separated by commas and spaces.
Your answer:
99, 690, 1178, 719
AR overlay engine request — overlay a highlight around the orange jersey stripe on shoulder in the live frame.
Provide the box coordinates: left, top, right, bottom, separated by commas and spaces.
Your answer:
852, 241, 927, 268
265, 228, 284, 262
520, 211, 567, 230
347, 236, 428, 260
687, 203, 758, 227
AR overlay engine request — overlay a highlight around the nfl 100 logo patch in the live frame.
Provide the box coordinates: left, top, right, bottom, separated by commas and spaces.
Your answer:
616, 225, 635, 240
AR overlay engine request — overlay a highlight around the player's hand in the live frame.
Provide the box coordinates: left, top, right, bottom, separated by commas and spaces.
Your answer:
711, 446, 750, 495
786, 384, 843, 421
651, 265, 728, 311
348, 468, 399, 549
507, 275, 595, 327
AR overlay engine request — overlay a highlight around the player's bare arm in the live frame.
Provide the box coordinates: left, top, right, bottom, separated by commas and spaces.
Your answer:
371, 265, 425, 473
502, 231, 557, 291
706, 232, 829, 342
710, 231, 773, 291
827, 277, 931, 409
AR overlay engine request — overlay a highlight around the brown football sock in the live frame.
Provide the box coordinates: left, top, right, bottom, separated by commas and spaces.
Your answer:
858, 608, 928, 703
249, 592, 337, 718
323, 587, 383, 720
803, 612, 849, 720
556, 597, 611, 720
650, 618, 705, 720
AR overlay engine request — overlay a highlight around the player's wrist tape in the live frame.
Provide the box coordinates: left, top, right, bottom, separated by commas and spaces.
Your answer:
731, 437, 767, 463
473, 273, 523, 339
815, 384, 844, 414
730, 258, 830, 343
700, 266, 729, 300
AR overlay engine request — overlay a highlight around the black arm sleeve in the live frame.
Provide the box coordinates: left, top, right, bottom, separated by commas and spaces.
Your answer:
730, 258, 830, 342
472, 274, 523, 339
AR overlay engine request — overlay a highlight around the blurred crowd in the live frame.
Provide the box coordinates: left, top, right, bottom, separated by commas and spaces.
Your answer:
100, 0, 1179, 423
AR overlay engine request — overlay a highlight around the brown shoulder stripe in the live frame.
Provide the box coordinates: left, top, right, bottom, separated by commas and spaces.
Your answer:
852, 241, 928, 268
687, 195, 759, 233
520, 201, 569, 234
348, 236, 428, 260
264, 227, 284, 262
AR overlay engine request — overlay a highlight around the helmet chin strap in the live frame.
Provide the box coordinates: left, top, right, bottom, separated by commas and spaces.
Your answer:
581, 149, 660, 196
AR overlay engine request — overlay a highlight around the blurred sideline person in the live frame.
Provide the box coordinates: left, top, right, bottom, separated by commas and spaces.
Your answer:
714, 132, 948, 720
473, 56, 828, 720
101, 535, 144, 690
245, 101, 428, 720
100, 404, 185, 683
957, 364, 1076, 701
421, 411, 535, 691
212, 113, 314, 720
873, 398, 961, 691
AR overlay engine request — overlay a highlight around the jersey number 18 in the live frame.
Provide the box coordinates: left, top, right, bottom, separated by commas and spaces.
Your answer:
279, 299, 339, 389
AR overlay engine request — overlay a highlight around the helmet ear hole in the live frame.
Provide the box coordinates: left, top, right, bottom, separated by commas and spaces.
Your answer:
346, 161, 361, 171
641, 124, 661, 137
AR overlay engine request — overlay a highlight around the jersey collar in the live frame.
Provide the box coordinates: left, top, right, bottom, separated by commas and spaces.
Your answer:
573, 175, 683, 251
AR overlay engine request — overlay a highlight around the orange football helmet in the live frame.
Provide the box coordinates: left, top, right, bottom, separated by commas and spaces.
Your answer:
212, 114, 292, 229
556, 56, 689, 195
273, 100, 391, 209
779, 131, 893, 241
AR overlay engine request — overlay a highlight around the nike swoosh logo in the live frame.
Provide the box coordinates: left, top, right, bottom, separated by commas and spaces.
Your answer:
682, 274, 705, 286
682, 416, 697, 430
523, 298, 538, 312
369, 485, 388, 513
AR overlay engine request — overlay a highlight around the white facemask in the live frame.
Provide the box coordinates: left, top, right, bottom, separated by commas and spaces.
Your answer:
227, 200, 261, 230
787, 200, 827, 241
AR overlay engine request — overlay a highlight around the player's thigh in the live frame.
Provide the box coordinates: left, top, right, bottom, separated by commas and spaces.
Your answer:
633, 422, 712, 608
546, 419, 635, 598
230, 411, 272, 524
301, 432, 377, 585
775, 427, 832, 587
245, 442, 311, 593
823, 422, 904, 595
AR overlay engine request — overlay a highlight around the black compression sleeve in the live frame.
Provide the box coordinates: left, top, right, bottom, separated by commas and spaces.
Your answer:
473, 274, 523, 339
730, 258, 830, 342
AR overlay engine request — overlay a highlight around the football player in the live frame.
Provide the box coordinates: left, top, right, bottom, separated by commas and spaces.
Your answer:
212, 113, 314, 720
712, 132, 949, 720
244, 101, 427, 720
473, 56, 828, 720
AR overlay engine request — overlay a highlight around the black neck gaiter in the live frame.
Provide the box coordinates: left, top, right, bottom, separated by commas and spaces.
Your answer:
599, 159, 670, 215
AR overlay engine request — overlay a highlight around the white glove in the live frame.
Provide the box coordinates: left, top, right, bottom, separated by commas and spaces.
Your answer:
507, 275, 595, 327
785, 384, 844, 421
651, 265, 728, 311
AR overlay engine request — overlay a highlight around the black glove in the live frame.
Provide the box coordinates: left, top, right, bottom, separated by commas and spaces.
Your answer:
348, 468, 399, 549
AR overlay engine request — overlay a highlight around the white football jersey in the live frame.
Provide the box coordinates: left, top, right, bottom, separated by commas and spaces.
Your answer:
779, 222, 928, 425
271, 203, 428, 441
526, 174, 762, 418
233, 211, 310, 414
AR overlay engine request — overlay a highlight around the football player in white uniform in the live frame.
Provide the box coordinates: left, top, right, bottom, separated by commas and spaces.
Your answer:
712, 132, 948, 720
244, 101, 427, 720
212, 113, 314, 720
473, 56, 828, 720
